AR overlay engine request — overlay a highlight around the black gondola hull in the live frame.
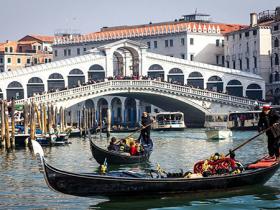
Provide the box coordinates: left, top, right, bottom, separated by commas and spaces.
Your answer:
43, 159, 280, 197
90, 140, 152, 164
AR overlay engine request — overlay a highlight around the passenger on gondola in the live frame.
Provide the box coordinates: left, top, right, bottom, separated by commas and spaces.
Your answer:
119, 139, 130, 153
258, 104, 280, 161
130, 141, 138, 156
107, 137, 119, 151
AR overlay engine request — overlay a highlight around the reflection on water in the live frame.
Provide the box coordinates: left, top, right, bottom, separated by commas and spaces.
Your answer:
0, 129, 279, 209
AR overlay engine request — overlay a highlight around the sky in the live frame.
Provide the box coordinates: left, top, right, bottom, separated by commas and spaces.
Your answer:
1, 0, 279, 42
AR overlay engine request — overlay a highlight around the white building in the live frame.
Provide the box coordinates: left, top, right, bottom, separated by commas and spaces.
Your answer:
52, 14, 244, 68
224, 12, 272, 84
267, 7, 280, 103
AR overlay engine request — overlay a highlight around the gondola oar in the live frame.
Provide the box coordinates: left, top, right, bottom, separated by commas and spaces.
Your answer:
124, 122, 154, 140
225, 124, 280, 157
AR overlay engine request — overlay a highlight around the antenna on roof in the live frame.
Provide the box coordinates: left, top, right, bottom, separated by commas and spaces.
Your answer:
195, 8, 198, 14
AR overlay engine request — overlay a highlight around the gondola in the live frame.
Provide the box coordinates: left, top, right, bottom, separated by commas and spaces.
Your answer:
31, 140, 280, 197
90, 139, 153, 164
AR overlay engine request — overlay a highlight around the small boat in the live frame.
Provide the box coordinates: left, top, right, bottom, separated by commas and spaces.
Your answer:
90, 139, 153, 164
14, 134, 30, 147
35, 134, 57, 146
52, 133, 70, 146
152, 112, 186, 131
31, 140, 280, 197
205, 113, 232, 140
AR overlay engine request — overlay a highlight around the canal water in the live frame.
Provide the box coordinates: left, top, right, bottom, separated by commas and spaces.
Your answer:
0, 129, 279, 209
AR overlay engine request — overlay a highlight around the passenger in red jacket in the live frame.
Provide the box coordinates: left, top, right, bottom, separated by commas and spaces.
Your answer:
130, 141, 138, 156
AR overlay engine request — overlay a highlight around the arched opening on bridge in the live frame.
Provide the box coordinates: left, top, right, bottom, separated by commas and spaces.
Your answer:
111, 97, 122, 125
85, 99, 95, 109
97, 98, 108, 124
226, 80, 243, 97
167, 68, 184, 85
27, 77, 45, 97
124, 97, 136, 127
113, 47, 140, 77
48, 73, 65, 91
6, 81, 24, 100
0, 88, 3, 99
88, 64, 105, 81
187, 72, 204, 89
68, 69, 85, 88
207, 76, 223, 92
246, 84, 262, 100
113, 51, 124, 77
147, 64, 164, 81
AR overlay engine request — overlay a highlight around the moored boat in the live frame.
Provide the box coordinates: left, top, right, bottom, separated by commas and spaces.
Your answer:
152, 112, 186, 131
31, 140, 280, 197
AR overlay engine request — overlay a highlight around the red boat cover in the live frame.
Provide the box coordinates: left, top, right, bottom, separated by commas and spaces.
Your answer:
247, 157, 278, 169
193, 158, 236, 174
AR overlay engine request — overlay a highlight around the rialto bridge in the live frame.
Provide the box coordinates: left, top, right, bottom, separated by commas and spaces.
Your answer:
0, 39, 265, 126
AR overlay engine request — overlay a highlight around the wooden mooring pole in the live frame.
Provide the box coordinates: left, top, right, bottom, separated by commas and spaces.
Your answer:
0, 100, 5, 148
11, 99, 15, 148
4, 101, 11, 150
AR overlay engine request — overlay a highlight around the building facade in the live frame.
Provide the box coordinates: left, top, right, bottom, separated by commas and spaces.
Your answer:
52, 14, 244, 69
0, 35, 53, 72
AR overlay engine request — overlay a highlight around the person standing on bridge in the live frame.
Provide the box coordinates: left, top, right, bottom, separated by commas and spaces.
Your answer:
258, 104, 280, 161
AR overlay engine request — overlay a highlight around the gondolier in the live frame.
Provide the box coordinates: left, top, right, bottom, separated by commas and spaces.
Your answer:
139, 112, 152, 144
258, 104, 280, 161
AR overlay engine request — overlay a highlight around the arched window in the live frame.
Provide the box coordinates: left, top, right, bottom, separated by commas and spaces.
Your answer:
27, 77, 44, 97
88, 64, 105, 81
48, 73, 65, 91
246, 83, 262, 100
167, 68, 184, 85
7, 81, 24, 100
226, 80, 243, 97
0, 88, 3, 99
68, 68, 85, 88
187, 72, 204, 89
147, 64, 164, 80
207, 76, 223, 92
275, 53, 279, 66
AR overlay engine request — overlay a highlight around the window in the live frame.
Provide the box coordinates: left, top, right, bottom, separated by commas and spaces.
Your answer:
64, 49, 67, 56
233, 60, 236, 69
44, 58, 48, 63
27, 58, 30, 64
54, 50, 58, 57
19, 46, 22, 52
190, 54, 194, 61
154, 41, 157, 48
222, 40, 224, 47
181, 38, 185, 46
274, 25, 279, 31
33, 46, 36, 50
165, 40, 168, 47
275, 38, 279, 48
190, 38, 194, 45
169, 39, 173, 47
5, 47, 8, 52
245, 31, 249, 37
83, 47, 86, 52
9, 47, 13, 53
239, 33, 242, 39
38, 46, 41, 50
77, 48, 80, 55
0, 58, 2, 63
275, 53, 279, 66
17, 58, 21, 64
226, 61, 229, 68
68, 49, 71, 56
246, 58, 250, 69
34, 58, 38, 64
216, 55, 219, 64
254, 56, 257, 68
216, 39, 220, 47
181, 54, 185, 59
246, 42, 249, 53
239, 59, 242, 70
253, 30, 257, 36
7, 58, 11, 63
147, 41, 151, 49
48, 58, 51, 62
222, 56, 225, 66
232, 34, 235, 40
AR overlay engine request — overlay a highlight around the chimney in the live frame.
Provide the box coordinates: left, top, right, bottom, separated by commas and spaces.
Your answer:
250, 13, 257, 27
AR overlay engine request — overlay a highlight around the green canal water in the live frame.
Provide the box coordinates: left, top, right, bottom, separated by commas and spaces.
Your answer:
0, 129, 279, 210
